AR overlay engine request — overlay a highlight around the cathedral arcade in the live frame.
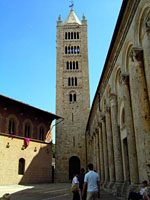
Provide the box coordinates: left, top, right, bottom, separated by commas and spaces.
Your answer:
85, 0, 150, 197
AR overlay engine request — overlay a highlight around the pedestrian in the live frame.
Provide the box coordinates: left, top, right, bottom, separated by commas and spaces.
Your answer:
82, 163, 100, 200
2, 193, 11, 200
72, 172, 80, 200
79, 168, 86, 200
128, 180, 148, 200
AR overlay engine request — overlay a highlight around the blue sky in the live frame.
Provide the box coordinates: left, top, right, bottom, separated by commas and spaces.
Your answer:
0, 0, 123, 142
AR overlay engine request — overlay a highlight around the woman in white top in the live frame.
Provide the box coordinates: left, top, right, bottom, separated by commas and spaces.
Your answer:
72, 172, 80, 200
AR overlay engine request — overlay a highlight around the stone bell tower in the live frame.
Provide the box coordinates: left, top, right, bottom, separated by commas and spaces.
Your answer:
55, 8, 90, 182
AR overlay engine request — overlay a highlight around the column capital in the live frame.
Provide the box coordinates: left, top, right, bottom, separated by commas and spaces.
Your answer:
95, 128, 99, 134
100, 114, 105, 121
106, 105, 110, 113
145, 11, 150, 32
109, 93, 117, 102
98, 121, 102, 128
130, 47, 143, 62
120, 73, 129, 86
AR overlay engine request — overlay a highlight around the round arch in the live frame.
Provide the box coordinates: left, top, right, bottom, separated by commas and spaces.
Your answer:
69, 156, 80, 180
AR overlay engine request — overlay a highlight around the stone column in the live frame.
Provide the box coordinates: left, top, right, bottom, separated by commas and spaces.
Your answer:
98, 122, 105, 183
129, 47, 150, 181
105, 105, 115, 183
97, 128, 100, 174
101, 115, 109, 182
96, 128, 101, 174
120, 73, 139, 184
91, 135, 94, 165
110, 93, 124, 182
142, 12, 150, 104
93, 133, 97, 169
88, 138, 92, 166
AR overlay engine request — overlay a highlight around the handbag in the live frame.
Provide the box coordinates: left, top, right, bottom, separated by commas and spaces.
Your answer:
71, 184, 77, 193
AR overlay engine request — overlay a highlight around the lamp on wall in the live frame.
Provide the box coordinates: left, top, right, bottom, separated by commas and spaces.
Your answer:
6, 142, 10, 148
21, 145, 25, 150
34, 147, 37, 152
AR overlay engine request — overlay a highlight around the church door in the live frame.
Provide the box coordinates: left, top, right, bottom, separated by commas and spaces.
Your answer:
69, 156, 80, 180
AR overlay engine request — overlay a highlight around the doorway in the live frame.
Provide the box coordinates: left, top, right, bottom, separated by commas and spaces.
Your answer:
69, 156, 80, 180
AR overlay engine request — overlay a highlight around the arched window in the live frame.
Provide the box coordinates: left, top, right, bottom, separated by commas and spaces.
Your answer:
65, 46, 67, 54
68, 32, 70, 39
75, 77, 77, 86
77, 32, 79, 39
18, 158, 25, 175
70, 61, 72, 70
72, 77, 74, 86
65, 32, 67, 40
76, 61, 78, 69
25, 123, 31, 138
39, 126, 45, 141
68, 77, 71, 86
8, 118, 15, 135
68, 46, 70, 54
74, 93, 76, 102
71, 46, 73, 54
74, 32, 76, 39
71, 32, 73, 39
74, 46, 76, 54
73, 61, 75, 69
77, 46, 80, 54
67, 61, 69, 70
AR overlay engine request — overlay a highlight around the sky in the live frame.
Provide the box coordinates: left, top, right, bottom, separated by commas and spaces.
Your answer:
0, 0, 123, 142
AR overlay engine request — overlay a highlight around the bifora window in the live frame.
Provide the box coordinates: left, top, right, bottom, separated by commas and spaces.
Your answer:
8, 118, 15, 135
18, 158, 25, 175
69, 92, 77, 103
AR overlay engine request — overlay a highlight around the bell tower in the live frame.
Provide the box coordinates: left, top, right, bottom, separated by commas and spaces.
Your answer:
55, 8, 90, 182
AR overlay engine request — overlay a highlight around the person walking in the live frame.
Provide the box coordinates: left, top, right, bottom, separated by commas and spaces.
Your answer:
72, 172, 80, 200
79, 168, 86, 200
82, 163, 100, 200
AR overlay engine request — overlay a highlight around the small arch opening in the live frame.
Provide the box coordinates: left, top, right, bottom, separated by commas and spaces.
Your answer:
18, 158, 25, 175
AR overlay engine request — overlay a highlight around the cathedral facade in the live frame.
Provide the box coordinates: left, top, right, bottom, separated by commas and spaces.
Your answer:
85, 0, 150, 197
55, 9, 90, 182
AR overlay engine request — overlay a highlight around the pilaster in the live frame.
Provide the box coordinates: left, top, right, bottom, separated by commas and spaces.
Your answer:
120, 73, 139, 184
105, 105, 115, 183
98, 121, 105, 183
109, 93, 124, 182
101, 114, 109, 182
129, 47, 150, 181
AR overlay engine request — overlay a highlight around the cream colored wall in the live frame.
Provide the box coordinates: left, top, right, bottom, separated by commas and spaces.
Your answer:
0, 134, 52, 185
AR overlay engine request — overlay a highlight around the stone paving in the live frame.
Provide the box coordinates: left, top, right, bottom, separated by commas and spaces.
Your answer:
0, 183, 125, 200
